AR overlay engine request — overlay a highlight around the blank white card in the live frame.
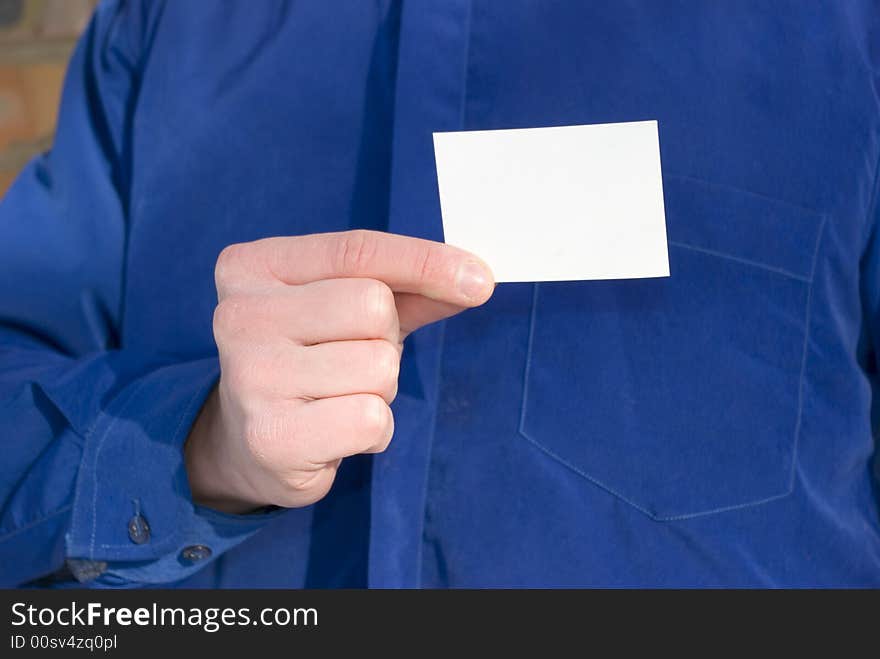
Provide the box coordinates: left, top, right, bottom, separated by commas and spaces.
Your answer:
433, 120, 670, 282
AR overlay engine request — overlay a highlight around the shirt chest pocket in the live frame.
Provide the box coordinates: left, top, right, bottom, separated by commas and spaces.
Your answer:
519, 175, 827, 520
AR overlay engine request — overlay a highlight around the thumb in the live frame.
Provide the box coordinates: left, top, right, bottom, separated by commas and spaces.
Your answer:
395, 291, 492, 338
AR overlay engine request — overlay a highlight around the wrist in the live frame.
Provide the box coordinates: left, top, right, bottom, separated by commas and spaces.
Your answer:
184, 385, 265, 515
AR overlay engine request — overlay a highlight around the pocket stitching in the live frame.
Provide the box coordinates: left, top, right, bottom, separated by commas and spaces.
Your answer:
782, 211, 828, 511
518, 210, 828, 521
666, 173, 825, 219
668, 240, 811, 283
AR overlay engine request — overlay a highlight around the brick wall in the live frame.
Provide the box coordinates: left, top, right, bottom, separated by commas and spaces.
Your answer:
0, 0, 96, 196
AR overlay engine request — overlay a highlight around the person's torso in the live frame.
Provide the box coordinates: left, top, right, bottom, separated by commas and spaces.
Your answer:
125, 0, 880, 587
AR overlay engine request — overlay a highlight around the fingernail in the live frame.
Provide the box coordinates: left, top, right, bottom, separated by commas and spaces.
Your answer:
455, 261, 492, 302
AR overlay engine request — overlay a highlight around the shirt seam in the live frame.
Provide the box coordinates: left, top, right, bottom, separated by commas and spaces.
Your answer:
85, 376, 150, 557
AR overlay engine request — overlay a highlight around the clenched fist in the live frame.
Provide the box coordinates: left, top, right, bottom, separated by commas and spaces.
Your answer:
184, 230, 494, 513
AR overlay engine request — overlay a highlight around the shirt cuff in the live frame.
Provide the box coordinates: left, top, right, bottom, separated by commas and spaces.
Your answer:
65, 356, 287, 585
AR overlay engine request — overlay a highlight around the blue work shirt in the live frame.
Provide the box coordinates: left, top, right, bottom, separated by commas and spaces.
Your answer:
1, 0, 880, 587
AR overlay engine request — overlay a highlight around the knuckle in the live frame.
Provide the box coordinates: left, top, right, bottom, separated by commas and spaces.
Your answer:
385, 379, 399, 405
370, 409, 395, 453
241, 406, 299, 466
373, 433, 393, 454
221, 352, 260, 394
333, 230, 379, 275
212, 296, 249, 336
358, 395, 392, 438
215, 242, 248, 286
412, 244, 444, 287
361, 279, 396, 331
372, 340, 401, 385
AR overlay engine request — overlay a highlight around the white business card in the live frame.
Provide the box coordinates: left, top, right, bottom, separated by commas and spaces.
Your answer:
433, 120, 669, 282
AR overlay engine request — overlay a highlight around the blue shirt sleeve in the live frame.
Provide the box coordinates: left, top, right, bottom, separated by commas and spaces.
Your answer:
0, 0, 288, 587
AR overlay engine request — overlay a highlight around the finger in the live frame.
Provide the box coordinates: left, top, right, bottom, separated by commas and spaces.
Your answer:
216, 230, 495, 306
295, 339, 400, 403
213, 278, 401, 345
394, 292, 472, 337
291, 278, 400, 344
292, 393, 394, 463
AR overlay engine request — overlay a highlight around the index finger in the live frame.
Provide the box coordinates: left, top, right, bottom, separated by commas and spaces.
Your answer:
221, 230, 495, 306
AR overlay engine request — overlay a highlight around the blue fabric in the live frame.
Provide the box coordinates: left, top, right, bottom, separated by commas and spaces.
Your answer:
1, 0, 879, 588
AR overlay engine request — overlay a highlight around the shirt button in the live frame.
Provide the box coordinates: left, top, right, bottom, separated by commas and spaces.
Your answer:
127, 514, 150, 544
180, 545, 213, 562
